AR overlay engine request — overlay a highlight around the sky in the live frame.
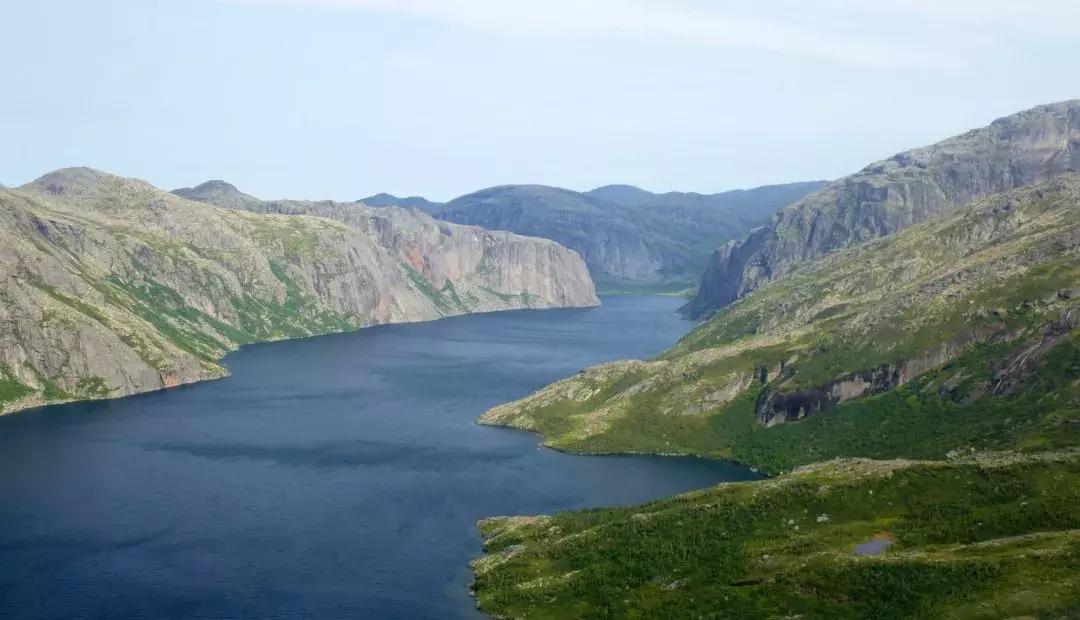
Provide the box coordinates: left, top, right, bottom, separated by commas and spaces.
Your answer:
2, 1, 1078, 202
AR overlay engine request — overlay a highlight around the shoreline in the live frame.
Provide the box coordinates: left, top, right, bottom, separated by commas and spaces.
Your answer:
0, 298, 602, 418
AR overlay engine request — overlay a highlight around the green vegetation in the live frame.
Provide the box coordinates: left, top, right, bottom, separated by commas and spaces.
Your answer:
472, 176, 1080, 618
481, 177, 1080, 471
503, 332, 1079, 475
245, 214, 324, 258
39, 378, 70, 401
401, 262, 458, 314
0, 365, 33, 407
103, 274, 232, 364
473, 453, 1080, 619
75, 376, 111, 398
28, 277, 111, 326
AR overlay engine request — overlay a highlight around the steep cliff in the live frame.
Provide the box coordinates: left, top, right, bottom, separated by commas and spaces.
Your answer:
0, 168, 596, 415
174, 183, 598, 314
436, 182, 825, 291
685, 99, 1080, 318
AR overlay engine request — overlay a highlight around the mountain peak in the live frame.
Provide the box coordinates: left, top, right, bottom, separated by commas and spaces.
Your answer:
172, 179, 260, 209
585, 184, 654, 206
22, 167, 111, 196
193, 179, 240, 192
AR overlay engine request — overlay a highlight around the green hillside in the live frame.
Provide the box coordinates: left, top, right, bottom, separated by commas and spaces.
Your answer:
472, 174, 1080, 619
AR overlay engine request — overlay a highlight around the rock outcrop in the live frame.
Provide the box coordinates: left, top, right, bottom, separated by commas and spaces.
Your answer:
685, 99, 1080, 318
0, 168, 596, 415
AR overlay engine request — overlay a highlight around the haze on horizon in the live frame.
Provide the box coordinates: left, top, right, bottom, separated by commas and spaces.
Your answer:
3, 0, 1078, 202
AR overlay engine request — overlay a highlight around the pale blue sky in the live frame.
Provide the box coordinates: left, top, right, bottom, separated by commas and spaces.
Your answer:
3, 0, 1078, 201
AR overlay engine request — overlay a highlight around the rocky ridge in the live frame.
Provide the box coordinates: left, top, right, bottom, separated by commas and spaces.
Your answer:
685, 99, 1080, 318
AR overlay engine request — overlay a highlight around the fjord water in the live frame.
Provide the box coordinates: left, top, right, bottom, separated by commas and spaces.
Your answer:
0, 296, 760, 619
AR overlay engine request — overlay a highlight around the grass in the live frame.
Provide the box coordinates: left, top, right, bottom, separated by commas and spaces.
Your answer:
473, 453, 1080, 619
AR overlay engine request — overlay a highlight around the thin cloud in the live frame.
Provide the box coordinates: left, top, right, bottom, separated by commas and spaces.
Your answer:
224, 0, 933, 68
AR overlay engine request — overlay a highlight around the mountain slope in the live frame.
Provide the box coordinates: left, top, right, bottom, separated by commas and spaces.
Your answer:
0, 168, 596, 415
685, 99, 1080, 318
471, 174, 1080, 619
437, 181, 825, 291
174, 183, 598, 315
479, 174, 1080, 472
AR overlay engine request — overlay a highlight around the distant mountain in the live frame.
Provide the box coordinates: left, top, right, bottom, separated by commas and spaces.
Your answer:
172, 179, 260, 210
436, 181, 825, 292
684, 99, 1080, 318
587, 181, 827, 222
359, 192, 444, 214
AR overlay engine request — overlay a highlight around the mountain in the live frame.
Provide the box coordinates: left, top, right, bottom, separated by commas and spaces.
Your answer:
436, 181, 825, 292
359, 192, 444, 214
588, 180, 827, 223
480, 173, 1080, 469
0, 168, 596, 415
178, 185, 599, 311
471, 173, 1080, 619
685, 99, 1080, 318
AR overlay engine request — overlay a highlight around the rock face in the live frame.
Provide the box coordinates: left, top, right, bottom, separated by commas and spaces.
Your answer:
175, 187, 598, 314
436, 182, 825, 291
0, 168, 596, 415
685, 99, 1080, 318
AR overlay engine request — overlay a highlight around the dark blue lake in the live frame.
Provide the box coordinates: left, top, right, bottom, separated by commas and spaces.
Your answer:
0, 296, 761, 619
